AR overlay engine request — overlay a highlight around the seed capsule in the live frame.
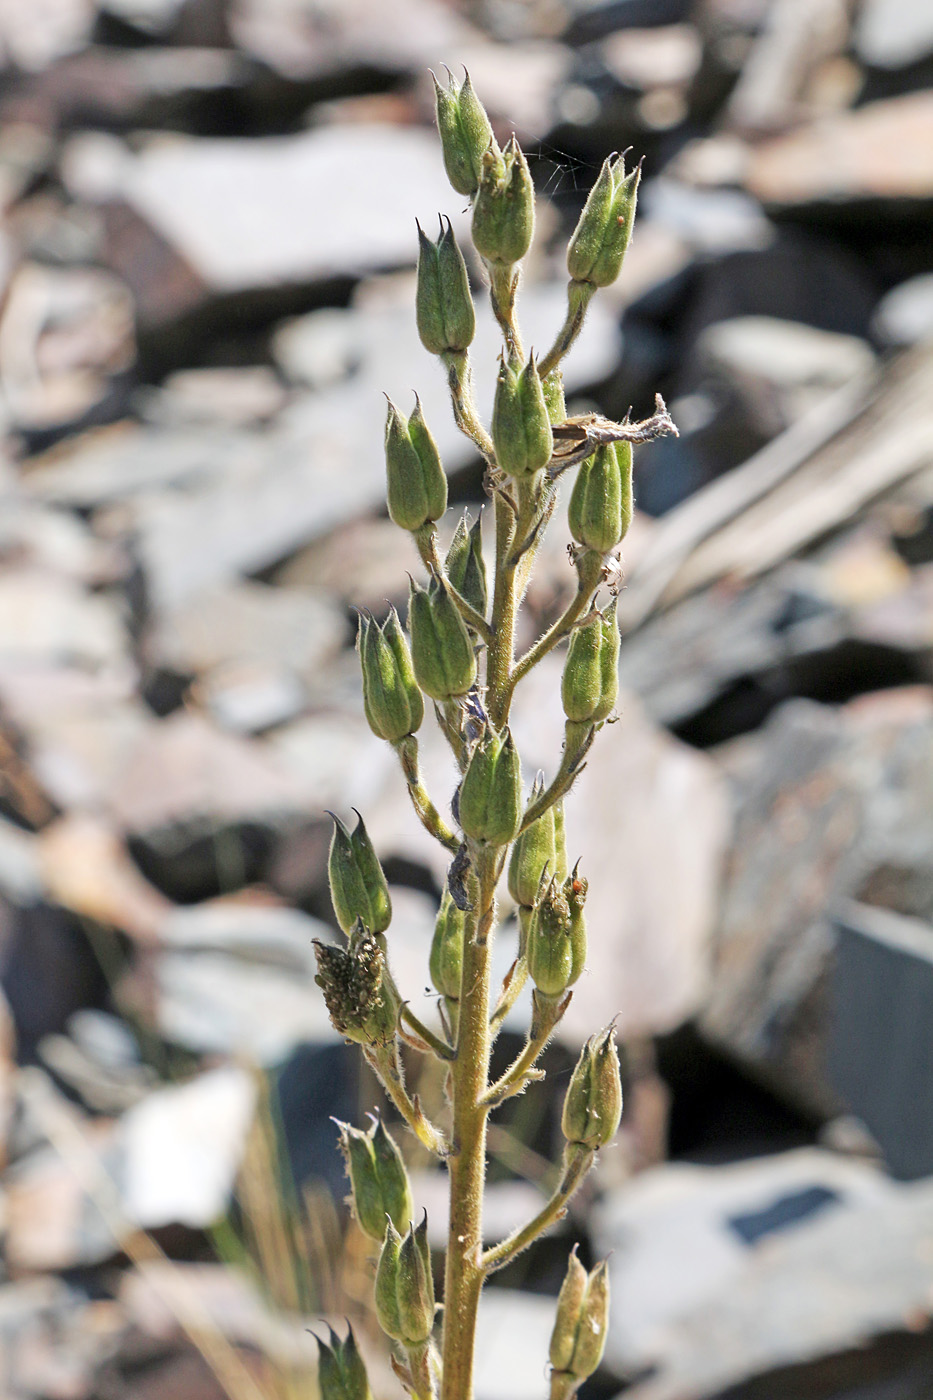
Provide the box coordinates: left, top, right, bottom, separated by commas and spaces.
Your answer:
328, 811, 392, 936
313, 923, 399, 1047
416, 217, 475, 356
567, 866, 588, 986
561, 601, 619, 725
568, 441, 633, 553
566, 153, 641, 289
561, 1025, 623, 1149
430, 890, 465, 1001
508, 776, 556, 907
338, 1118, 413, 1243
408, 575, 477, 701
433, 68, 496, 197
445, 513, 487, 621
316, 1324, 374, 1400
375, 1216, 435, 1347
491, 354, 553, 479
549, 1252, 610, 1395
527, 875, 574, 997
358, 608, 424, 744
384, 396, 447, 533
471, 136, 535, 267
458, 726, 523, 846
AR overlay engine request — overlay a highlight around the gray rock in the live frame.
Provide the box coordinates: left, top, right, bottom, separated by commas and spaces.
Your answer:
0, 569, 128, 670
872, 273, 933, 347
855, 0, 933, 68
473, 1289, 557, 1400
640, 178, 773, 254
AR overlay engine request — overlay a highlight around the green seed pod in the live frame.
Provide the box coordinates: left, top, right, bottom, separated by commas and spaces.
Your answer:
433, 68, 496, 197
358, 608, 424, 744
384, 396, 447, 533
408, 575, 477, 701
328, 811, 392, 936
548, 1253, 610, 1391
527, 875, 574, 997
375, 1217, 435, 1347
313, 924, 399, 1047
567, 866, 588, 986
508, 775, 557, 907
542, 366, 567, 425
416, 217, 475, 356
568, 440, 633, 553
566, 153, 641, 289
596, 597, 620, 722
562, 1026, 623, 1150
471, 136, 535, 267
491, 354, 554, 479
430, 890, 465, 1001
561, 601, 619, 725
445, 513, 487, 620
316, 1324, 374, 1400
338, 1118, 413, 1243
458, 726, 523, 846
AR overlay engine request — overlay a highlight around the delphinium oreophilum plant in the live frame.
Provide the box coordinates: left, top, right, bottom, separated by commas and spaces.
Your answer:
313, 70, 676, 1400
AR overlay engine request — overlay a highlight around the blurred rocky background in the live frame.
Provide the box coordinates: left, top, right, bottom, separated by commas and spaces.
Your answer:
0, 0, 932, 1396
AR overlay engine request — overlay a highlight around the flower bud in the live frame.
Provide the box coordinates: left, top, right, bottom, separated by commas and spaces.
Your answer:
491, 354, 553, 479
358, 608, 424, 744
508, 775, 556, 907
328, 811, 392, 936
568, 441, 633, 553
316, 1324, 374, 1400
375, 1216, 435, 1347
549, 1253, 610, 1395
445, 513, 487, 620
566, 153, 641, 289
416, 217, 475, 356
527, 875, 574, 997
408, 575, 477, 701
471, 136, 535, 267
561, 601, 619, 725
433, 68, 496, 198
458, 726, 522, 846
430, 890, 465, 1001
338, 1118, 413, 1243
314, 924, 399, 1047
384, 396, 447, 533
561, 1026, 623, 1149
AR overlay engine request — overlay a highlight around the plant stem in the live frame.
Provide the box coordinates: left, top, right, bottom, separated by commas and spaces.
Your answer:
537, 280, 595, 380
399, 1002, 456, 1061
482, 990, 569, 1107
481, 1144, 594, 1274
442, 351, 495, 463
394, 737, 460, 853
415, 527, 493, 645
520, 722, 596, 832
488, 262, 524, 363
508, 549, 605, 700
485, 493, 518, 730
364, 1043, 449, 1156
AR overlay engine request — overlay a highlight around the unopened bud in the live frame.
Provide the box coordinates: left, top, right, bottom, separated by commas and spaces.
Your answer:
458, 726, 523, 846
471, 136, 535, 267
508, 775, 556, 907
430, 890, 465, 1001
416, 217, 475, 356
433, 68, 496, 197
562, 1025, 623, 1149
549, 1252, 610, 1396
567, 153, 641, 289
561, 601, 619, 725
316, 1324, 373, 1400
328, 811, 392, 936
338, 1118, 413, 1243
491, 354, 553, 479
358, 608, 424, 744
568, 441, 633, 553
445, 513, 487, 621
384, 396, 447, 533
527, 875, 574, 997
314, 924, 399, 1047
375, 1216, 435, 1347
408, 575, 477, 701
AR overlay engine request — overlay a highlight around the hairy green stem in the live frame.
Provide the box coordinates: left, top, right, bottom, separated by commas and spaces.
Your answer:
508, 549, 605, 701
399, 1002, 456, 1061
394, 737, 460, 853
416, 526, 493, 644
481, 1144, 594, 1274
364, 1042, 449, 1157
537, 280, 595, 380
488, 262, 524, 363
521, 722, 596, 833
442, 351, 496, 463
482, 989, 569, 1107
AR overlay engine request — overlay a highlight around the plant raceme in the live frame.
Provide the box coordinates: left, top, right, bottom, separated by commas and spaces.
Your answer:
313, 68, 677, 1400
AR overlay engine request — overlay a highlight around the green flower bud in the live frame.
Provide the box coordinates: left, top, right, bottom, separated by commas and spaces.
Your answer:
430, 890, 465, 1001
549, 1253, 610, 1395
416, 217, 475, 356
375, 1216, 435, 1347
314, 924, 399, 1047
491, 354, 553, 479
445, 513, 487, 621
458, 726, 522, 846
471, 136, 535, 267
561, 601, 619, 725
508, 775, 556, 907
568, 441, 633, 553
316, 1324, 374, 1400
561, 1025, 623, 1150
338, 1118, 413, 1242
433, 68, 496, 197
358, 608, 424, 744
384, 396, 447, 533
328, 811, 392, 936
527, 875, 574, 997
566, 153, 641, 288
408, 575, 477, 701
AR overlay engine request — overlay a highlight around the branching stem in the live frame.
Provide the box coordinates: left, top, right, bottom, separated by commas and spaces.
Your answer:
442, 351, 495, 463
394, 736, 460, 853
481, 1145, 594, 1275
